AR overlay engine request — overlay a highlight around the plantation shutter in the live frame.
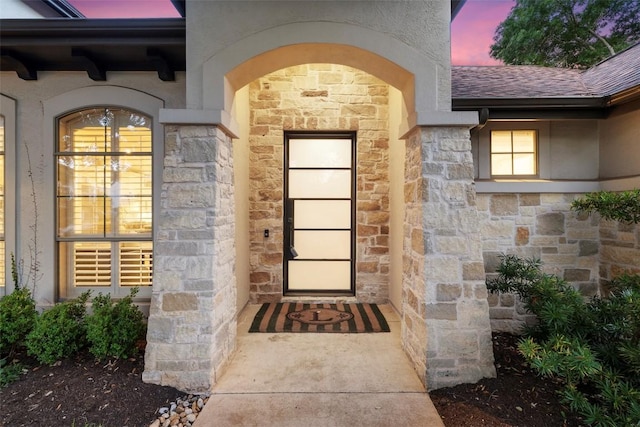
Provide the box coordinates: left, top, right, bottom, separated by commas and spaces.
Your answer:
73, 244, 111, 286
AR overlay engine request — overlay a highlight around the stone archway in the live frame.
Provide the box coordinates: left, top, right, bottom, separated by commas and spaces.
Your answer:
144, 34, 495, 392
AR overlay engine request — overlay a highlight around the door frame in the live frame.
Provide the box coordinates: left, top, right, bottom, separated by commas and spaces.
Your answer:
283, 130, 357, 296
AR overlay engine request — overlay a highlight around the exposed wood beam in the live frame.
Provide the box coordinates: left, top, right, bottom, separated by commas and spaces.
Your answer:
0, 49, 37, 80
71, 48, 106, 81
147, 48, 175, 81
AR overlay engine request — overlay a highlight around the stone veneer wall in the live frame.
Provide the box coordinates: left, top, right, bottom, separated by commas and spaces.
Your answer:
403, 127, 496, 390
143, 125, 237, 393
600, 219, 640, 284
248, 64, 390, 303
477, 193, 600, 333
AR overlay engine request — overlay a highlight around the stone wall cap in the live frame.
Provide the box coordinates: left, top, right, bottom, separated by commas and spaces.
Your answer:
159, 108, 239, 138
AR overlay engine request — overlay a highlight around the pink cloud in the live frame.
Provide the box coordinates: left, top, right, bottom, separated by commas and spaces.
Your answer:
70, 0, 181, 18
452, 0, 515, 66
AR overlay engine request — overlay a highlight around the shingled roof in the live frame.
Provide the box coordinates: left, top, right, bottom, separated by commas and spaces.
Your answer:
452, 66, 592, 98
453, 42, 640, 101
582, 42, 640, 99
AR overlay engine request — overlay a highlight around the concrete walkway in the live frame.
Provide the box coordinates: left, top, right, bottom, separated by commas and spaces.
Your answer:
194, 304, 444, 427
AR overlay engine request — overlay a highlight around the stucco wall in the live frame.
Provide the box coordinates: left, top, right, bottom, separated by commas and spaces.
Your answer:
600, 100, 640, 180
0, 72, 186, 304
186, 0, 452, 120
232, 85, 251, 311
474, 120, 599, 181
0, 0, 56, 18
388, 87, 406, 311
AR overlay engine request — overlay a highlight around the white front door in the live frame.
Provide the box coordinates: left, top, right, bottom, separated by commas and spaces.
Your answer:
284, 132, 356, 294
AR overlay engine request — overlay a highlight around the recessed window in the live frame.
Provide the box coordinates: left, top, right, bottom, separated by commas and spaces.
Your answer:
490, 130, 537, 176
56, 108, 152, 297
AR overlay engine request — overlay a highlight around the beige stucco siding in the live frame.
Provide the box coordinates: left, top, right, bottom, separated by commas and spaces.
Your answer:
549, 121, 599, 180
474, 119, 599, 182
0, 71, 186, 304
599, 100, 640, 180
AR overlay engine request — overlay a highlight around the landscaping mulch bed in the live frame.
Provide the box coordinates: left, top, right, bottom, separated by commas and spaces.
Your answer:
0, 353, 180, 427
1, 333, 584, 427
430, 333, 585, 426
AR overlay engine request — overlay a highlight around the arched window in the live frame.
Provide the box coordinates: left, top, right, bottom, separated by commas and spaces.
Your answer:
56, 107, 153, 298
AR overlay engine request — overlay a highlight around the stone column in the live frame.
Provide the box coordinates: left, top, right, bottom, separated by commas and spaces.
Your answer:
402, 126, 496, 390
143, 124, 237, 393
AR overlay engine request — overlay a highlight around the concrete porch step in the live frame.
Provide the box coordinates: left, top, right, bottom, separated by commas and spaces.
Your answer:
197, 392, 443, 426
193, 304, 443, 427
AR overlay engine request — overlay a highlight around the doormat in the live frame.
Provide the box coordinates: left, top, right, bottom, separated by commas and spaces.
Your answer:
249, 302, 390, 333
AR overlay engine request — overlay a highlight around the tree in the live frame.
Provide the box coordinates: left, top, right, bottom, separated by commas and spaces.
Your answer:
490, 0, 640, 68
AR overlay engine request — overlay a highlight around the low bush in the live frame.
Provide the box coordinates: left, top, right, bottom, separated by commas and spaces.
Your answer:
86, 287, 146, 360
26, 292, 91, 365
0, 287, 37, 358
0, 358, 24, 388
487, 255, 640, 426
571, 189, 640, 224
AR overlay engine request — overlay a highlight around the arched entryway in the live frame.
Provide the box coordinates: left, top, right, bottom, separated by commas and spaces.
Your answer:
233, 61, 406, 305
144, 21, 495, 393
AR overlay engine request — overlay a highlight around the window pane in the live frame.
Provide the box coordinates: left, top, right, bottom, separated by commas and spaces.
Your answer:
491, 154, 513, 175
62, 241, 112, 287
58, 109, 116, 152
120, 242, 153, 287
58, 196, 109, 237
57, 156, 107, 196
116, 197, 152, 235
57, 108, 152, 294
514, 153, 536, 175
289, 170, 351, 198
293, 230, 351, 259
288, 261, 351, 290
289, 138, 351, 168
110, 157, 152, 196
491, 131, 512, 153
513, 130, 536, 152
294, 200, 351, 229
117, 126, 152, 152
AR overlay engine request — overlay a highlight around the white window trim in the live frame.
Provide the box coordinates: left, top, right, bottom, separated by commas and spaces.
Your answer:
0, 94, 17, 295
43, 87, 164, 300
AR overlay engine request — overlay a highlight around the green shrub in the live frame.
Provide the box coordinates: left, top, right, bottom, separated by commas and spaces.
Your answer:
571, 189, 640, 224
86, 288, 146, 360
487, 255, 640, 426
26, 292, 91, 365
0, 287, 37, 357
486, 254, 588, 338
0, 358, 24, 388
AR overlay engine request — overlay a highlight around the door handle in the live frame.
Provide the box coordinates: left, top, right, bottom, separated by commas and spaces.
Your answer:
289, 246, 299, 258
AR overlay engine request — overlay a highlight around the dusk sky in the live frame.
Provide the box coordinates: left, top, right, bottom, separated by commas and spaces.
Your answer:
70, 0, 515, 66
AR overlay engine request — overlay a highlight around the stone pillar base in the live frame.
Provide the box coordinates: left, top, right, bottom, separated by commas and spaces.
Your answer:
143, 123, 237, 393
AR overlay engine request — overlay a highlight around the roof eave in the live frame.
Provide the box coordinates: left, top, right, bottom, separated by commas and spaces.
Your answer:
607, 85, 640, 106
453, 97, 611, 120
41, 0, 84, 18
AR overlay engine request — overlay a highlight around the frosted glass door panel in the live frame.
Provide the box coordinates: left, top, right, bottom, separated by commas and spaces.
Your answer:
288, 261, 351, 290
294, 230, 350, 259
289, 139, 351, 167
294, 200, 351, 229
288, 170, 351, 199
